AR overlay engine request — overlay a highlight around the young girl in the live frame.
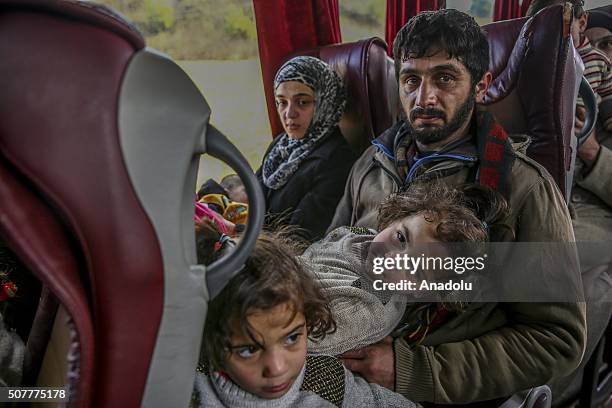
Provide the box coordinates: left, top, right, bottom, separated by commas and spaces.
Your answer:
191, 220, 418, 407
302, 184, 583, 405
300, 182, 509, 355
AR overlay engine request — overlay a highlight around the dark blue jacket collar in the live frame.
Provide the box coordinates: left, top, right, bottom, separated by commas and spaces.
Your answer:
370, 121, 407, 161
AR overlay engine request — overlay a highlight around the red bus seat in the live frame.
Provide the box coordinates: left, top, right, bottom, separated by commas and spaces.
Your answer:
482, 3, 579, 199
0, 0, 236, 406
292, 38, 400, 154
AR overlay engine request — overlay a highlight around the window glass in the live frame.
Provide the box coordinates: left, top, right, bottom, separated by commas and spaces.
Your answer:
585, 0, 611, 8
446, 0, 494, 25
339, 0, 386, 43
98, 0, 270, 187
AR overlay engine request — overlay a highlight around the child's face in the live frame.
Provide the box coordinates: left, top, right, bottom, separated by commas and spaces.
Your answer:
222, 177, 249, 204
224, 302, 307, 399
372, 213, 447, 284
373, 213, 440, 249
227, 184, 248, 204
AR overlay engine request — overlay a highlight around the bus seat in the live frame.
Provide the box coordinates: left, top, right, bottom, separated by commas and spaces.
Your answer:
0, 2, 264, 407
1, 1, 148, 405
499, 385, 552, 408
23, 286, 60, 387
481, 3, 579, 200
36, 305, 73, 401
292, 37, 400, 154
0, 159, 94, 406
590, 4, 612, 15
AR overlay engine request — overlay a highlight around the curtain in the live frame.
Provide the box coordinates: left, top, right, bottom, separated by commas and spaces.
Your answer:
385, 0, 446, 56
493, 0, 521, 21
253, 0, 341, 137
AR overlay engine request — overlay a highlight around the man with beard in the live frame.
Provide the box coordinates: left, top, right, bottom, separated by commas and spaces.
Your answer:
328, 9, 586, 406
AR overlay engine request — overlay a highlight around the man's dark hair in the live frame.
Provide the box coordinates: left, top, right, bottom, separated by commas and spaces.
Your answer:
392, 9, 490, 86
526, 0, 585, 18
199, 231, 335, 370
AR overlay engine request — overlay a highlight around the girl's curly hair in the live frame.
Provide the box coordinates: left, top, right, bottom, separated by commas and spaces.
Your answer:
197, 228, 335, 370
377, 182, 512, 242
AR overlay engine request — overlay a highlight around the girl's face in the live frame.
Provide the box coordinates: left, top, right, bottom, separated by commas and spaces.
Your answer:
373, 213, 440, 249
371, 213, 447, 283
223, 302, 307, 399
275, 81, 316, 140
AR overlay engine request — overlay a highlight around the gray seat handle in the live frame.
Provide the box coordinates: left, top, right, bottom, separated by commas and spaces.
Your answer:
204, 124, 265, 299
577, 76, 599, 146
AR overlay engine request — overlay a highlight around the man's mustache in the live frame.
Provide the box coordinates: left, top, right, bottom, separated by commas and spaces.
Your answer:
410, 107, 446, 122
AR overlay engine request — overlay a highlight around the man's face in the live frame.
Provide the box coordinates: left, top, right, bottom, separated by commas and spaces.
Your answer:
398, 51, 488, 148
586, 27, 612, 60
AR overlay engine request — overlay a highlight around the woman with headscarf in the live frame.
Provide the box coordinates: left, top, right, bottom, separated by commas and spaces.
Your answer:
257, 56, 355, 242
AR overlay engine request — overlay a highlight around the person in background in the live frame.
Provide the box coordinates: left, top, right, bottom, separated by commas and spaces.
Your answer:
196, 174, 249, 232
220, 174, 249, 205
585, 10, 612, 61
526, 2, 612, 405
257, 56, 356, 243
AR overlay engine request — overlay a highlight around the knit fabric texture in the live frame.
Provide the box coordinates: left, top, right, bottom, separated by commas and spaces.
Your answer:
300, 227, 407, 355
192, 354, 420, 407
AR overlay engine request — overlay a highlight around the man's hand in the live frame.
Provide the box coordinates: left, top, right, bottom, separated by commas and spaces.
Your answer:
575, 106, 586, 135
574, 106, 601, 168
340, 336, 395, 390
578, 129, 601, 169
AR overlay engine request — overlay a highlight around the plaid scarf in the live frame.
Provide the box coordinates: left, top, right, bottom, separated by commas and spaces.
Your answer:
394, 109, 514, 199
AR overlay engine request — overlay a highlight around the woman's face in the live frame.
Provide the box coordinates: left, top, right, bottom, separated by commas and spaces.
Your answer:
275, 81, 315, 140
223, 302, 307, 399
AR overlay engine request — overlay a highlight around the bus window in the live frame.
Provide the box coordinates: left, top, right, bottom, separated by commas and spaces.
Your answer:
446, 0, 494, 25
339, 0, 385, 42
98, 0, 271, 186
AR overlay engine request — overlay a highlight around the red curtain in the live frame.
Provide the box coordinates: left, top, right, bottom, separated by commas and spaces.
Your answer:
493, 0, 521, 21
385, 0, 446, 56
253, 0, 342, 137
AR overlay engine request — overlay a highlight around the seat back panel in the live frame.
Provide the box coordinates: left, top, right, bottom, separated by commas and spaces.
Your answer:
0, 159, 94, 406
482, 4, 576, 198
0, 4, 161, 406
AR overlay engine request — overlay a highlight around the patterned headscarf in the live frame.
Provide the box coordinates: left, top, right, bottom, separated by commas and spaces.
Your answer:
262, 56, 346, 190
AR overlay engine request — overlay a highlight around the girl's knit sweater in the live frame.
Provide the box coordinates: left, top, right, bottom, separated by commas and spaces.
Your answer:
192, 355, 418, 408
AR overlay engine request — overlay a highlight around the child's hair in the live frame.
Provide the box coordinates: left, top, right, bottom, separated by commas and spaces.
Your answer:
196, 178, 227, 201
195, 218, 233, 266
197, 228, 335, 370
377, 183, 511, 242
220, 174, 243, 191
